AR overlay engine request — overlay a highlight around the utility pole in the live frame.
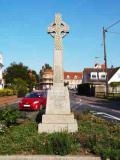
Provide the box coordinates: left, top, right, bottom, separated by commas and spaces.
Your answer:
102, 19, 120, 96
103, 27, 109, 96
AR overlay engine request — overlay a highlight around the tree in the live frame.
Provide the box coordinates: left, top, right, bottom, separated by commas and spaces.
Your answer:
4, 62, 29, 84
28, 70, 39, 91
44, 63, 52, 69
4, 62, 39, 91
13, 78, 28, 97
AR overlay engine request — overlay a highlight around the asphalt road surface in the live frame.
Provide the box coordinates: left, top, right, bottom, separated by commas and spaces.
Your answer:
2, 92, 120, 123
70, 91, 120, 122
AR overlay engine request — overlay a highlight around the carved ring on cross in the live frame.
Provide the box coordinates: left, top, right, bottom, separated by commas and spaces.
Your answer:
48, 21, 69, 38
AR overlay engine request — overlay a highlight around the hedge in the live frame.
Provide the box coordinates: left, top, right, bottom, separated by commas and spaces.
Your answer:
0, 89, 15, 97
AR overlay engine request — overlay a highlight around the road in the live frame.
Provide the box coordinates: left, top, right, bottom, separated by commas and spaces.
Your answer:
1, 92, 120, 122
70, 91, 120, 122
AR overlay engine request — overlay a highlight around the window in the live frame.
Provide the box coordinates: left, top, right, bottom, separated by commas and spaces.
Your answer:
91, 72, 97, 79
74, 75, 77, 79
99, 72, 106, 79
92, 75, 97, 78
101, 75, 106, 79
67, 75, 70, 79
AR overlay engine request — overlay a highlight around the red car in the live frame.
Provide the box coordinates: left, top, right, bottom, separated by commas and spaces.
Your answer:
19, 91, 47, 111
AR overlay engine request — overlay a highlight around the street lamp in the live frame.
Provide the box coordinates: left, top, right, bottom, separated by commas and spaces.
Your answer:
103, 20, 120, 96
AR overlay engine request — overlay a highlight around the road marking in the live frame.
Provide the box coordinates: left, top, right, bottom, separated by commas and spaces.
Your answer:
93, 112, 120, 121
89, 104, 120, 114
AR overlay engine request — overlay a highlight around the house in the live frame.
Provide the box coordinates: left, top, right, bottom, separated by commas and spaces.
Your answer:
108, 67, 120, 93
108, 67, 120, 84
82, 67, 106, 85
82, 64, 120, 93
39, 68, 83, 90
82, 64, 107, 95
64, 72, 82, 89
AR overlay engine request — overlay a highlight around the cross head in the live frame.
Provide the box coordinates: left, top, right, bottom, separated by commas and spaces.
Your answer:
48, 13, 69, 50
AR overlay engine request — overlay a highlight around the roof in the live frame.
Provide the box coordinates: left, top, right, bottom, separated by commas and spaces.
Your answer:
83, 67, 120, 83
64, 72, 82, 80
108, 67, 120, 80
83, 68, 106, 83
84, 68, 105, 73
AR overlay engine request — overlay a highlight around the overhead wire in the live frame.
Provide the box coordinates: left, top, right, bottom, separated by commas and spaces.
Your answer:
107, 31, 120, 35
106, 19, 120, 30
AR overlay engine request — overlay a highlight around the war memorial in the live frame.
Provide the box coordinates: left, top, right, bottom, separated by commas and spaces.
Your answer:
38, 13, 78, 133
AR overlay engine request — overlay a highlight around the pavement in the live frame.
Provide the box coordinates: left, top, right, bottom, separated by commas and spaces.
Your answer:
0, 96, 21, 108
0, 155, 101, 160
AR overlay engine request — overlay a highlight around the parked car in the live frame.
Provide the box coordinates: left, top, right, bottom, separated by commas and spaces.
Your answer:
19, 90, 47, 111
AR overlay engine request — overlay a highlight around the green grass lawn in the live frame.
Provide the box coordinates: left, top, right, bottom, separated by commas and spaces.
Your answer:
0, 108, 120, 160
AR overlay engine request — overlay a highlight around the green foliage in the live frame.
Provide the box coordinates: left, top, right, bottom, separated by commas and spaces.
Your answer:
74, 111, 120, 159
110, 82, 120, 88
0, 107, 22, 127
0, 108, 119, 158
13, 78, 28, 97
4, 62, 39, 91
0, 122, 79, 155
0, 89, 14, 96
44, 63, 52, 69
17, 88, 28, 97
49, 132, 79, 155
4, 62, 29, 84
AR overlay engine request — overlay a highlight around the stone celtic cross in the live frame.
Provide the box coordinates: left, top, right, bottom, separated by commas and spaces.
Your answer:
38, 13, 78, 133
48, 13, 69, 50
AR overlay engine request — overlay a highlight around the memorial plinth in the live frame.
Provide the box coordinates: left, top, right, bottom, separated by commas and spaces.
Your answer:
38, 13, 78, 133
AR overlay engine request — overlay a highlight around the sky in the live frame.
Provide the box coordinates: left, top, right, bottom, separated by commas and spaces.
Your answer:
0, 0, 120, 73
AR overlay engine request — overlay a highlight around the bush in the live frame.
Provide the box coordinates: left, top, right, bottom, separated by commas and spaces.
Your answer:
13, 78, 28, 97
0, 89, 14, 97
0, 107, 22, 127
74, 112, 120, 159
49, 132, 79, 155
17, 87, 28, 97
0, 122, 80, 155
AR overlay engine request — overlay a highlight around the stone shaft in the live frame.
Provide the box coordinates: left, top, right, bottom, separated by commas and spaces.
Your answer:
53, 50, 64, 85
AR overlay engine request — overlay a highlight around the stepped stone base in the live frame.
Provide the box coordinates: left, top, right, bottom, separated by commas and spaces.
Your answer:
38, 85, 78, 133
38, 114, 78, 133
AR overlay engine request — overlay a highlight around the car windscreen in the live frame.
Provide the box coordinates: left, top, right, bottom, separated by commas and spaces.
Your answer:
25, 92, 46, 98
25, 93, 40, 98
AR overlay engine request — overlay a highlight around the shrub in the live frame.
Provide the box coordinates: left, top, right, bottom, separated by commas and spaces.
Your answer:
0, 107, 22, 127
48, 132, 80, 155
13, 78, 28, 97
17, 87, 28, 97
75, 111, 120, 159
0, 89, 14, 97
